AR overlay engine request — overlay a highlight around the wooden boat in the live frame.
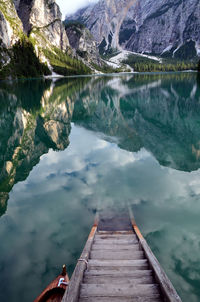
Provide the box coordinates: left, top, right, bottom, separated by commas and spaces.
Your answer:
34, 265, 69, 302
62, 208, 182, 302
35, 208, 182, 302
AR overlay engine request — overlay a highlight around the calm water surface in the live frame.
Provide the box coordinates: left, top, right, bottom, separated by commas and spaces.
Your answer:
0, 73, 200, 301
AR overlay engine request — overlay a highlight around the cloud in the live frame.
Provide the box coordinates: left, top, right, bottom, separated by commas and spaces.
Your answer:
3, 123, 200, 301
56, 0, 98, 18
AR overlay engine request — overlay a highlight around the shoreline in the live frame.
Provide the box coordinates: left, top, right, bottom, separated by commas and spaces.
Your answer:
44, 69, 198, 80
0, 70, 198, 82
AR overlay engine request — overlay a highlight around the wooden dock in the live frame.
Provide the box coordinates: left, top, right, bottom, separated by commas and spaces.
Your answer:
62, 209, 182, 302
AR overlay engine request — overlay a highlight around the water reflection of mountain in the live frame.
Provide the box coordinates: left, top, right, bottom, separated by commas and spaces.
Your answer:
1, 73, 200, 216
73, 73, 200, 172
0, 78, 89, 216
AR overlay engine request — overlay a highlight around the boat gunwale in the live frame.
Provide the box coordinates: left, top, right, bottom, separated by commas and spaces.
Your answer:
129, 206, 182, 302
61, 215, 98, 302
34, 272, 69, 302
62, 210, 182, 302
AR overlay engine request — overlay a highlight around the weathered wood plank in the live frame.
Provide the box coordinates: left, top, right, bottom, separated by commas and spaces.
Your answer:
95, 234, 137, 239
88, 259, 148, 267
84, 269, 153, 277
83, 275, 154, 285
92, 244, 140, 251
80, 283, 160, 297
87, 265, 149, 272
97, 209, 133, 232
90, 250, 144, 260
62, 225, 97, 302
140, 239, 181, 302
97, 231, 134, 235
62, 209, 181, 302
79, 296, 162, 302
94, 239, 138, 245
129, 207, 182, 302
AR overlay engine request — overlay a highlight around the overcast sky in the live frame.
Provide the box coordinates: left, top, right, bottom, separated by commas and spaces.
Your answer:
57, 0, 98, 18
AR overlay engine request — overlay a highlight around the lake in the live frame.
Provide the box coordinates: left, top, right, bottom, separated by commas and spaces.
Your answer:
0, 72, 200, 302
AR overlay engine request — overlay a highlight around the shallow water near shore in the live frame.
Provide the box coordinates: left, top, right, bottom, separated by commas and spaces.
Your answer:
0, 72, 200, 301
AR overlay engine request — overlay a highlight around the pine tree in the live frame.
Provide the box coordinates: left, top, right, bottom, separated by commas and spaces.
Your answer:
198, 60, 200, 73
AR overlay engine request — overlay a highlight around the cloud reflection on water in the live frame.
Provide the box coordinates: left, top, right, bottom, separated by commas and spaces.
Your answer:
1, 73, 200, 302
0, 123, 200, 301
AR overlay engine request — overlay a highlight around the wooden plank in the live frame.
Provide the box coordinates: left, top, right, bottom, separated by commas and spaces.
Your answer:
92, 244, 140, 251
93, 242, 139, 246
90, 250, 144, 260
95, 234, 137, 239
94, 239, 138, 245
79, 296, 162, 302
62, 225, 97, 302
87, 265, 149, 272
88, 259, 148, 267
97, 231, 134, 235
140, 239, 181, 302
83, 275, 154, 284
97, 209, 133, 232
63, 208, 181, 302
129, 207, 182, 302
84, 270, 153, 277
80, 283, 160, 297
95, 236, 137, 241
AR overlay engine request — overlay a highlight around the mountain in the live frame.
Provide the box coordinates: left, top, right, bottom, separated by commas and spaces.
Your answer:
0, 0, 24, 65
0, 0, 96, 79
69, 0, 200, 59
1, 0, 199, 78
14, 0, 69, 50
65, 21, 103, 67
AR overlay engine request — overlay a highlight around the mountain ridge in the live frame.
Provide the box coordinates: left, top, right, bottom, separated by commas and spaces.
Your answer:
69, 0, 200, 59
0, 0, 200, 79
0, 0, 103, 79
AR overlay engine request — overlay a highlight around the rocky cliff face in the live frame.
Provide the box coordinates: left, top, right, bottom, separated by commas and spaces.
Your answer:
14, 0, 69, 51
0, 0, 23, 66
0, 0, 95, 78
65, 22, 102, 66
0, 0, 79, 78
0, 0, 23, 47
70, 0, 200, 57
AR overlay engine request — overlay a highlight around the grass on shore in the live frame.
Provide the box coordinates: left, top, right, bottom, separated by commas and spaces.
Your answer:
43, 47, 92, 76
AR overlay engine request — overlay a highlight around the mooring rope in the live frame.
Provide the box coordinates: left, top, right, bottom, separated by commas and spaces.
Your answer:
78, 258, 88, 269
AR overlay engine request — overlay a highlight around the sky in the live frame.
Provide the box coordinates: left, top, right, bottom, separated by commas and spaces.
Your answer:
57, 0, 98, 17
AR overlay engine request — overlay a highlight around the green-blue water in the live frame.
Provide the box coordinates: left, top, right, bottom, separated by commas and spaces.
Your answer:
0, 72, 200, 301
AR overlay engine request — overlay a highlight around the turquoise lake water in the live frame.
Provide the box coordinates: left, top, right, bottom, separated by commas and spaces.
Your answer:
0, 72, 200, 301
